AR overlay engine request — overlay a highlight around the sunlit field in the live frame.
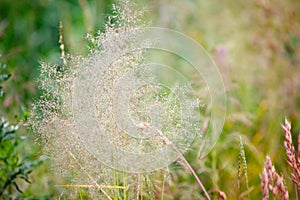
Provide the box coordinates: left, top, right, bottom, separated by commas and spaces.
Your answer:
1, 0, 300, 199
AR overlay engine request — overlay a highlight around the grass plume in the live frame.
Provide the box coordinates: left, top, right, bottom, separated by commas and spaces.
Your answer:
261, 155, 289, 200
282, 119, 300, 191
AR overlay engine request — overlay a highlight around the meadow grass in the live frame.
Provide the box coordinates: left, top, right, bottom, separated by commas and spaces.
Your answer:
1, 0, 300, 199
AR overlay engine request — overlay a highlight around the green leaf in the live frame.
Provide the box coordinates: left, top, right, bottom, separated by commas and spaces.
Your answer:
20, 176, 31, 184
0, 74, 11, 82
12, 181, 23, 193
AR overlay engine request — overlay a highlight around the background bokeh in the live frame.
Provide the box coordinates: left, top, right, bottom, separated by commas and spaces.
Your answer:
1, 0, 300, 199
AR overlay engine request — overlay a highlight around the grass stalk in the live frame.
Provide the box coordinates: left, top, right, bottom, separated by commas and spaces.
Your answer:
156, 129, 210, 200
161, 171, 166, 200
239, 136, 250, 200
123, 171, 128, 200
67, 151, 112, 200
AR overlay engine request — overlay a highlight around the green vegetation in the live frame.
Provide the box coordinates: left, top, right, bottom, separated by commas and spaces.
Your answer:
1, 0, 300, 199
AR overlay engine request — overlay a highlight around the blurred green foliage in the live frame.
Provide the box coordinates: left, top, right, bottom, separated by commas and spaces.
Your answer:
0, 0, 114, 118
0, 116, 44, 199
0, 0, 115, 198
0, 67, 45, 199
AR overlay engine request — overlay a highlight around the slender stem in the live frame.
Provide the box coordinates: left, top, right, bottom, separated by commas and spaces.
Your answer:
173, 145, 211, 200
161, 171, 166, 200
141, 174, 143, 200
123, 171, 128, 200
138, 123, 211, 199
68, 151, 112, 200
157, 130, 210, 200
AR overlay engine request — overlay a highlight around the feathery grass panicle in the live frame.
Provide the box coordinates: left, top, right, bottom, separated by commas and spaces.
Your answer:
29, 1, 205, 198
282, 119, 300, 190
29, 1, 152, 198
